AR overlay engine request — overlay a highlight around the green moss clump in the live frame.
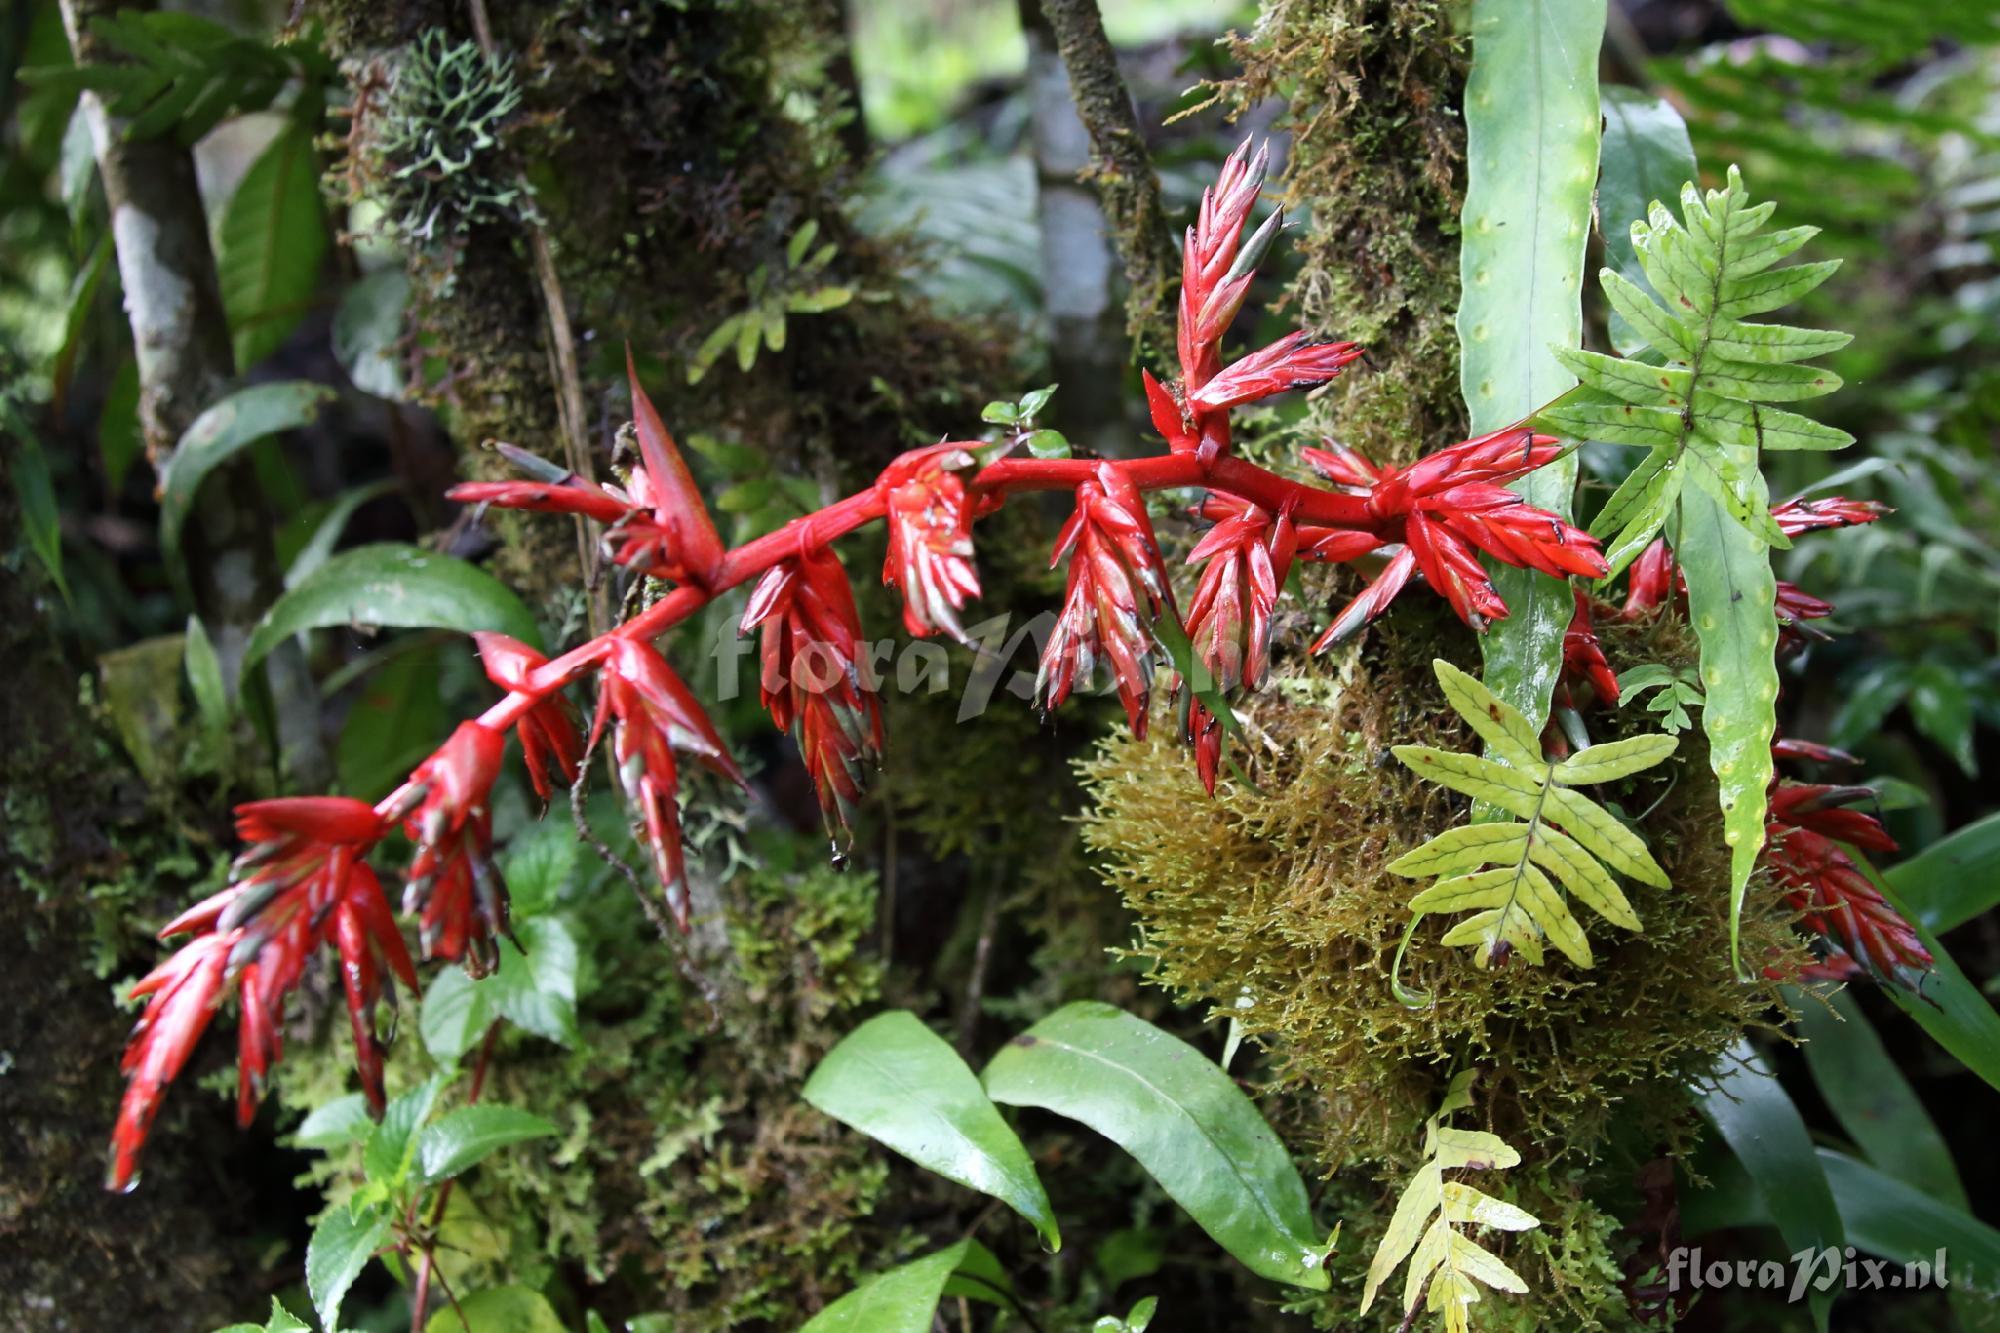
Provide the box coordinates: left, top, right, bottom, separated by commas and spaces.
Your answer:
1220, 0, 1469, 465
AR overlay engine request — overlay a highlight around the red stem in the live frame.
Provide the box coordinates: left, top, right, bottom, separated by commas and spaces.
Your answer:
373, 445, 1376, 822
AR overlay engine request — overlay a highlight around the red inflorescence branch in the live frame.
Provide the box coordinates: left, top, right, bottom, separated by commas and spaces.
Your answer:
109, 140, 1604, 1190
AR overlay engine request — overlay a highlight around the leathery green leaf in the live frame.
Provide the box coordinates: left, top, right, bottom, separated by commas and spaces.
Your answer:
1675, 483, 1779, 975
1458, 0, 1607, 738
801, 1241, 971, 1333
158, 381, 337, 584
806, 1011, 1059, 1251
981, 1002, 1327, 1289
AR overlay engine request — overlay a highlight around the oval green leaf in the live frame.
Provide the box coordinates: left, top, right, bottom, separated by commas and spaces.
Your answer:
159, 381, 337, 578
242, 542, 541, 676
425, 1286, 567, 1333
805, 1010, 1058, 1251
980, 1001, 1328, 1290
801, 1241, 970, 1333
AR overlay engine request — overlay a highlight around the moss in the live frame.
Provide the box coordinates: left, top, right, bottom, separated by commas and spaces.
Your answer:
1220, 0, 1469, 465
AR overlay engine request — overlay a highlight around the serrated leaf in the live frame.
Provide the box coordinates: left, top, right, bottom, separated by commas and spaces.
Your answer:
293, 1092, 373, 1150
981, 1002, 1327, 1289
416, 1104, 558, 1183
242, 543, 541, 676
364, 1075, 444, 1186
1552, 733, 1678, 784
217, 122, 327, 369
425, 1287, 567, 1333
807, 1011, 1059, 1251
306, 1201, 389, 1333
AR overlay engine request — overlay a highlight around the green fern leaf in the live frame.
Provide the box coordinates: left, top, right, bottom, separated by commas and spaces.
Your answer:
1391, 661, 1675, 972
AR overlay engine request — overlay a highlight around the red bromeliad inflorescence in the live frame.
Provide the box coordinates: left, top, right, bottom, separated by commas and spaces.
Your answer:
110, 140, 1610, 1189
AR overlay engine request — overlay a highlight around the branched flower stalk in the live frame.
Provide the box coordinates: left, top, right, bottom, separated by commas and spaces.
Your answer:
108, 141, 1610, 1190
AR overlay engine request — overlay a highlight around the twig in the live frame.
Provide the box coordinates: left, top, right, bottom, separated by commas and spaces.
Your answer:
410, 1022, 501, 1331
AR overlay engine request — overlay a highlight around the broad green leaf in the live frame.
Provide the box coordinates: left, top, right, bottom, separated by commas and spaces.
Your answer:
1907, 662, 1979, 775
1696, 1040, 1832, 1328
364, 1074, 444, 1186
1458, 0, 1605, 740
306, 1201, 389, 1333
1676, 484, 1779, 974
807, 1011, 1058, 1251
416, 1104, 558, 1183
332, 269, 410, 399
1598, 88, 1696, 356
220, 1297, 308, 1333
1552, 733, 1679, 784
292, 1092, 373, 1150
158, 381, 336, 577
1892, 811, 2000, 933
981, 1002, 1327, 1289
490, 916, 581, 1045
217, 122, 328, 369
1867, 869, 2000, 1097
801, 1241, 970, 1333
242, 543, 541, 675
425, 1286, 567, 1333
11, 428, 67, 602
1817, 1149, 2000, 1307
285, 480, 399, 589
421, 966, 492, 1063
335, 640, 446, 799
1792, 988, 1965, 1209
1692, 1041, 1841, 1331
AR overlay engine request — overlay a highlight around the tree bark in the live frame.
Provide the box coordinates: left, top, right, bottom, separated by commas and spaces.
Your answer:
1035, 0, 1177, 360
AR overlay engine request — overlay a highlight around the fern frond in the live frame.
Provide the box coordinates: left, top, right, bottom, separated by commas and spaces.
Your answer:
1360, 1072, 1539, 1333
1390, 661, 1675, 970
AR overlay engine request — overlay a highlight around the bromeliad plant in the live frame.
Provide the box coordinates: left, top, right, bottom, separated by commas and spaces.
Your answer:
107, 141, 1606, 1190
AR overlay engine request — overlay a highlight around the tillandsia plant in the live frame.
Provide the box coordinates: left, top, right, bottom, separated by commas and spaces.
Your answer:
106, 141, 1607, 1189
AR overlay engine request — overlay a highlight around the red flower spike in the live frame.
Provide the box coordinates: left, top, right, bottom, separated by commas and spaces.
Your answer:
110, 932, 237, 1191
1559, 585, 1620, 708
1143, 369, 1196, 454
396, 721, 508, 970
1773, 736, 1859, 767
879, 444, 983, 643
1038, 462, 1177, 736
332, 863, 411, 1117
1621, 539, 1678, 620
1769, 782, 1899, 854
1181, 495, 1296, 792
474, 631, 584, 805
591, 637, 743, 928
1302, 431, 1602, 649
1765, 826, 1931, 991
741, 546, 884, 841
1177, 138, 1270, 396
1186, 332, 1363, 413
1773, 496, 1890, 536
627, 349, 726, 586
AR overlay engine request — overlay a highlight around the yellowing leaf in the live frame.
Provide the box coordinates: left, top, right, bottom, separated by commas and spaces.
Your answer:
1552, 733, 1679, 785
1432, 660, 1543, 771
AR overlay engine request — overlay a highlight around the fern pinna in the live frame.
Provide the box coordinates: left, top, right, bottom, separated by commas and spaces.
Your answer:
105, 142, 1609, 1190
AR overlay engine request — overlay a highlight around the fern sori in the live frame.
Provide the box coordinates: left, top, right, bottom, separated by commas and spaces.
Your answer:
1360, 1071, 1540, 1333
1541, 167, 1850, 976
1390, 660, 1676, 970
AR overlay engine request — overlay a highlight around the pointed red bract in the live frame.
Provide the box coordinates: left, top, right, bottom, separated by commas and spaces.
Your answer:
1181, 495, 1295, 792
1773, 496, 1890, 535
741, 546, 884, 841
1558, 585, 1620, 708
879, 444, 982, 643
474, 631, 584, 805
592, 637, 742, 928
1187, 333, 1362, 413
1038, 463, 1177, 736
111, 932, 235, 1192
1300, 430, 1602, 649
1765, 826, 1931, 990
393, 721, 508, 969
628, 349, 725, 585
